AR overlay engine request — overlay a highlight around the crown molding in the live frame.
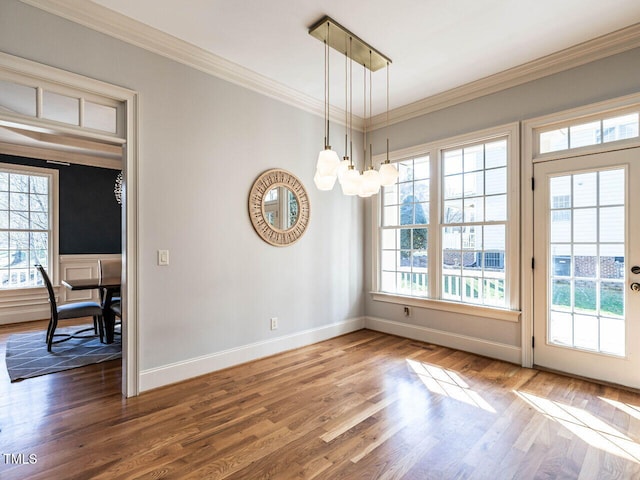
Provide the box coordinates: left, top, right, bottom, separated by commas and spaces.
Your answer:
19, 0, 360, 130
21, 1, 640, 132
369, 22, 640, 130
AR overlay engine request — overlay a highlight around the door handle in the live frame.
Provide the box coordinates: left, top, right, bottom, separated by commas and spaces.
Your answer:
631, 282, 640, 292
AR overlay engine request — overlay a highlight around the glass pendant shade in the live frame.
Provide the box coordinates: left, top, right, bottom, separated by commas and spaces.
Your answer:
340, 168, 361, 195
359, 168, 381, 197
337, 159, 350, 183
316, 147, 340, 177
379, 162, 399, 186
314, 171, 337, 191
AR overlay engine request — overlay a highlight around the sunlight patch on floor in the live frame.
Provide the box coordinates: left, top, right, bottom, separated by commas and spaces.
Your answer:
516, 391, 640, 463
599, 397, 640, 421
406, 359, 496, 413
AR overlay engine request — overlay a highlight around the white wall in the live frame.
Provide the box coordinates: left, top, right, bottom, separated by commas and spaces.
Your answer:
0, 0, 364, 388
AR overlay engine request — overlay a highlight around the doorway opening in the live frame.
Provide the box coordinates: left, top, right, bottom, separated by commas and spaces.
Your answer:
0, 51, 138, 396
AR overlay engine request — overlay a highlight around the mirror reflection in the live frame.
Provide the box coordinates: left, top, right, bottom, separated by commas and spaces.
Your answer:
263, 185, 299, 230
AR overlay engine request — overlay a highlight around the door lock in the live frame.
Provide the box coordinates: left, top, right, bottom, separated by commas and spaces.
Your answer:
631, 282, 640, 292
632, 266, 640, 274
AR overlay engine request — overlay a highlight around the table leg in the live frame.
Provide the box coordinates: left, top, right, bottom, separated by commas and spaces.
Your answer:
102, 287, 116, 344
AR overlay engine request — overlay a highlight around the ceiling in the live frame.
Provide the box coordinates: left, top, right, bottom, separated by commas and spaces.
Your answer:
5, 0, 640, 162
88, 0, 640, 117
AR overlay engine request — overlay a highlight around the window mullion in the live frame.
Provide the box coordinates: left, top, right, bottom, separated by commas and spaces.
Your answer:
432, 148, 442, 300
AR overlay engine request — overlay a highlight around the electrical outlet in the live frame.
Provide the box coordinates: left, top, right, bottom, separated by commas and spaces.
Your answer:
403, 306, 411, 317
270, 317, 278, 330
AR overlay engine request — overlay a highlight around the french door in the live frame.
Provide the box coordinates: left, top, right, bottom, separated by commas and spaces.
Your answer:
533, 148, 640, 388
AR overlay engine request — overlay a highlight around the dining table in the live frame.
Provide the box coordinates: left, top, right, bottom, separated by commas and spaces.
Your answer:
61, 276, 121, 344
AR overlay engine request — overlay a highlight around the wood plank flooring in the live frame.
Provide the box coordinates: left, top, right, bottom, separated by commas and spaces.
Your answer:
2, 323, 640, 479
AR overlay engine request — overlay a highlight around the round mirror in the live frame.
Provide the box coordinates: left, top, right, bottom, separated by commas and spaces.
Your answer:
249, 169, 310, 246
263, 185, 299, 230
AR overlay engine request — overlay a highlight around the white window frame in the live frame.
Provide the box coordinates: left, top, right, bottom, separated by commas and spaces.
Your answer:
0, 162, 59, 289
371, 122, 521, 322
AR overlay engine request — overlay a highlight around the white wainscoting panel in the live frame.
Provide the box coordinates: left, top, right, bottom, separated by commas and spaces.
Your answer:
0, 254, 121, 325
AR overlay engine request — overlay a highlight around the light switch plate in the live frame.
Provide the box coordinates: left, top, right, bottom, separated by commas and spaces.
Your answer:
158, 249, 169, 266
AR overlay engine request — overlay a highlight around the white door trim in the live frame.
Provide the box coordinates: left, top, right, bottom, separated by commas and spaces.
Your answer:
522, 92, 640, 370
0, 51, 139, 397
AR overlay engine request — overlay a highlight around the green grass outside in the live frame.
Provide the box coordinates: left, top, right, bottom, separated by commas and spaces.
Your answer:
552, 281, 623, 316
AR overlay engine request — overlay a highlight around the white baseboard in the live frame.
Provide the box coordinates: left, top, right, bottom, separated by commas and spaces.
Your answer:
365, 316, 522, 365
139, 317, 366, 392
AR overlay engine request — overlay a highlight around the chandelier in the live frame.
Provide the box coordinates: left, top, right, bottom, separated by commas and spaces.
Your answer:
309, 17, 398, 196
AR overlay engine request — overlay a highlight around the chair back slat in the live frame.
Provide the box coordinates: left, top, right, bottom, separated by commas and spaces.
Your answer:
98, 259, 121, 280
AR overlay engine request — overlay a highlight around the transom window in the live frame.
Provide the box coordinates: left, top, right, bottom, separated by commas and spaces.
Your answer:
377, 125, 518, 314
0, 78, 121, 135
0, 164, 55, 289
538, 111, 639, 155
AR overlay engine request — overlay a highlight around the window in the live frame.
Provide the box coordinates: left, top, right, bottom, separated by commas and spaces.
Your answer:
538, 112, 639, 155
376, 125, 518, 315
442, 140, 508, 307
0, 78, 121, 135
0, 164, 57, 289
380, 156, 430, 297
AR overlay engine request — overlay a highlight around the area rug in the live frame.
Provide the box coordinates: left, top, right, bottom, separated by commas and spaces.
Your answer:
5, 324, 121, 382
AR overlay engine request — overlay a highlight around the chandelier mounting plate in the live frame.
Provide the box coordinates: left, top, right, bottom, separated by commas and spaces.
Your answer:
308, 16, 391, 71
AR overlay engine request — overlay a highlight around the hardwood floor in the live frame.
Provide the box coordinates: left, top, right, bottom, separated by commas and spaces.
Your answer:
2, 325, 640, 479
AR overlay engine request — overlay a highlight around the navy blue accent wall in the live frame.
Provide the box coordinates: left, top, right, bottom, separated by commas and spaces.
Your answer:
0, 154, 122, 254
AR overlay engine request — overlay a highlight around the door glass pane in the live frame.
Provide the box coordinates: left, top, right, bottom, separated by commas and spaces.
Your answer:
549, 311, 572, 346
573, 209, 596, 242
550, 210, 571, 242
600, 244, 624, 279
573, 314, 598, 350
574, 244, 596, 278
547, 168, 626, 356
599, 206, 624, 243
599, 169, 624, 206
600, 317, 625, 356
573, 172, 597, 207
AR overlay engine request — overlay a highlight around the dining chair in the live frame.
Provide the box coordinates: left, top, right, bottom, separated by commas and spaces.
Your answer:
98, 258, 121, 303
98, 258, 121, 281
35, 264, 104, 352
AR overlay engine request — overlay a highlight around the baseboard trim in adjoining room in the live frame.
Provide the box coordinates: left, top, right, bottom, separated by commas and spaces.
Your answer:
139, 317, 366, 392
364, 316, 522, 365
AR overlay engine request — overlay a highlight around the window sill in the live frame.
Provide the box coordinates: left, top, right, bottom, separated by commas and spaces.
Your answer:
370, 292, 521, 323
